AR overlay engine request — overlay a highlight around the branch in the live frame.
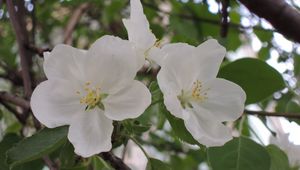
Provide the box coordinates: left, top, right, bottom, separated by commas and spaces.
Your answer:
25, 44, 51, 57
0, 91, 30, 110
220, 0, 229, 37
99, 152, 131, 170
43, 156, 58, 170
64, 3, 90, 45
244, 110, 300, 119
6, 0, 33, 98
0, 101, 26, 124
238, 0, 300, 43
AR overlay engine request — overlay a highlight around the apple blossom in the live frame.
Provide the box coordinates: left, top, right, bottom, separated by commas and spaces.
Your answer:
157, 39, 246, 146
123, 0, 165, 67
30, 35, 151, 157
270, 132, 300, 168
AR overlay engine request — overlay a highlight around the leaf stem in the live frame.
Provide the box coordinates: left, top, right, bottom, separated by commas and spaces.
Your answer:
238, 115, 246, 134
129, 136, 150, 160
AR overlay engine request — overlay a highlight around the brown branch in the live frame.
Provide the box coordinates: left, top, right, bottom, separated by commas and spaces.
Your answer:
6, 0, 33, 98
244, 110, 300, 119
238, 0, 300, 43
43, 156, 58, 170
0, 101, 26, 124
0, 91, 30, 110
99, 152, 131, 170
220, 0, 229, 37
25, 44, 51, 57
64, 2, 90, 45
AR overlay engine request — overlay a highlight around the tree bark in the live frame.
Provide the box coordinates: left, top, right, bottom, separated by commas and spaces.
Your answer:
238, 0, 300, 43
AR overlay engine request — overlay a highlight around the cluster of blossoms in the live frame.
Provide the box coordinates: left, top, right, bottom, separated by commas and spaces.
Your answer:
31, 0, 246, 157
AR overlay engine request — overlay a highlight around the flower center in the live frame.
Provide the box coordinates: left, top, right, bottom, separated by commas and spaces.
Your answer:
76, 82, 108, 110
177, 80, 209, 109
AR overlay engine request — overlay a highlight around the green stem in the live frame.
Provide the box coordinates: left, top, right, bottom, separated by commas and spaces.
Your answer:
248, 125, 265, 145
129, 136, 150, 160
238, 115, 246, 134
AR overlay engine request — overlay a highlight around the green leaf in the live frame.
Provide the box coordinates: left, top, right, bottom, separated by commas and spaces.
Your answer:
286, 101, 300, 113
0, 134, 21, 170
293, 54, 300, 76
207, 137, 270, 170
59, 141, 76, 168
160, 103, 199, 145
218, 58, 285, 104
92, 156, 114, 170
254, 30, 273, 42
7, 126, 68, 168
169, 16, 199, 45
266, 145, 290, 170
146, 158, 171, 170
0, 133, 44, 170
61, 164, 89, 170
13, 160, 44, 170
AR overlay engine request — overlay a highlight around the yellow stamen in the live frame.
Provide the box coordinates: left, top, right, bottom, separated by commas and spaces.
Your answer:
76, 82, 108, 110
177, 80, 209, 109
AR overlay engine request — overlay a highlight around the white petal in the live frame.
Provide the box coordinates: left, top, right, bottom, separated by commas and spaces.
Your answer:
163, 94, 185, 119
193, 78, 246, 122
147, 46, 166, 66
194, 39, 226, 81
84, 35, 138, 93
184, 109, 232, 147
157, 53, 184, 95
123, 0, 156, 52
103, 80, 151, 121
30, 79, 83, 128
68, 109, 113, 157
43, 44, 86, 81
160, 40, 225, 90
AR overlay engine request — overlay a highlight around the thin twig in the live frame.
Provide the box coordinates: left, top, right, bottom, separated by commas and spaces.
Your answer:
0, 71, 23, 86
129, 136, 150, 160
99, 152, 131, 170
64, 2, 90, 45
244, 110, 300, 119
43, 156, 58, 170
0, 91, 30, 109
121, 143, 128, 161
0, 101, 26, 124
220, 0, 229, 37
25, 44, 51, 57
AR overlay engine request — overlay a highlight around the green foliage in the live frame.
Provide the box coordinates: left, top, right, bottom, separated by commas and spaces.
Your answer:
169, 150, 206, 170
59, 141, 76, 168
146, 158, 171, 170
207, 137, 271, 170
218, 58, 285, 104
7, 126, 68, 168
162, 104, 199, 145
0, 134, 20, 170
266, 145, 290, 170
91, 156, 114, 170
294, 55, 300, 76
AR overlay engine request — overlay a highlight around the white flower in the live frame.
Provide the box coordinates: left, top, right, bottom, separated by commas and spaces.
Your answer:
270, 132, 300, 168
30, 35, 151, 157
157, 40, 246, 146
123, 0, 165, 67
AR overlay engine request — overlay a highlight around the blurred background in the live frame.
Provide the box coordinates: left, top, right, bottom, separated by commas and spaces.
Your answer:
1, 0, 300, 169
